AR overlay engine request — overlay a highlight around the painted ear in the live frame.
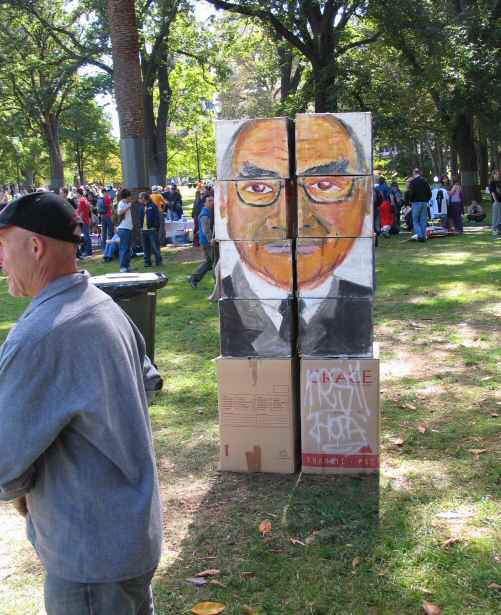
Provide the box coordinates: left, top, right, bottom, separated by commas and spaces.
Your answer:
217, 183, 227, 219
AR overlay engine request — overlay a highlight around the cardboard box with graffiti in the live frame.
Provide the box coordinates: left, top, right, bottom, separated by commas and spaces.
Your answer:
300, 358, 379, 474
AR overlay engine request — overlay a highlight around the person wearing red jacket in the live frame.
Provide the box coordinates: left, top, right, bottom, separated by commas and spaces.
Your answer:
379, 197, 395, 237
77, 188, 92, 256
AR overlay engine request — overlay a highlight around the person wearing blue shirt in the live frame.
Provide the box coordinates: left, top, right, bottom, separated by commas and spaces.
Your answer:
0, 192, 163, 614
189, 194, 214, 288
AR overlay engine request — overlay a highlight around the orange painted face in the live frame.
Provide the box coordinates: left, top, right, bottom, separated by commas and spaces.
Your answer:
295, 115, 369, 289
221, 120, 292, 289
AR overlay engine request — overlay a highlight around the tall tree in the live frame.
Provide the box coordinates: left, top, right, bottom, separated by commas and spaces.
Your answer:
106, 0, 149, 191
205, 0, 378, 112
0, 1, 85, 189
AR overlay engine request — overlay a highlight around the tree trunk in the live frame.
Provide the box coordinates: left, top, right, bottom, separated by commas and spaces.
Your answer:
450, 140, 459, 178
476, 134, 488, 190
489, 139, 500, 173
107, 0, 149, 198
453, 112, 480, 202
144, 54, 171, 187
312, 57, 337, 112
42, 113, 64, 190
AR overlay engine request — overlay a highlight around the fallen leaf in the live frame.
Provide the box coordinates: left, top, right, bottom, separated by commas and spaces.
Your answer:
420, 588, 434, 596
258, 520, 272, 536
390, 437, 405, 447
352, 557, 361, 568
488, 582, 501, 590
418, 424, 427, 433
242, 606, 258, 614
435, 511, 474, 520
209, 580, 226, 588
191, 601, 226, 615
186, 577, 208, 586
290, 538, 306, 546
404, 403, 417, 410
481, 376, 492, 381
240, 571, 256, 578
422, 601, 443, 614
196, 569, 220, 577
441, 537, 459, 550
493, 554, 501, 564
467, 448, 488, 460
305, 531, 318, 544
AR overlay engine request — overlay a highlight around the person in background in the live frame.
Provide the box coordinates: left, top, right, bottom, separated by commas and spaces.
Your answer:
466, 200, 486, 223
138, 192, 162, 268
488, 170, 501, 238
448, 177, 464, 234
191, 183, 205, 248
99, 188, 114, 249
408, 168, 432, 242
379, 195, 395, 237
77, 187, 92, 256
375, 176, 391, 200
150, 186, 167, 246
189, 194, 214, 288
117, 188, 134, 273
390, 181, 403, 229
170, 184, 183, 220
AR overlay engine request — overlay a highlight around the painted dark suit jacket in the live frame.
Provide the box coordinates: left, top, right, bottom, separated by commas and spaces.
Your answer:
220, 262, 372, 357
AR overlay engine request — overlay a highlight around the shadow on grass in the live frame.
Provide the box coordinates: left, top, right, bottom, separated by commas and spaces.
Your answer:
153, 472, 390, 614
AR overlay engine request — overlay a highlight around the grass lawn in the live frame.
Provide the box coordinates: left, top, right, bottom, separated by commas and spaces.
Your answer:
0, 227, 499, 614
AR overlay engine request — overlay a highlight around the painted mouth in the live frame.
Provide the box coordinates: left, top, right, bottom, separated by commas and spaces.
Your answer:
264, 244, 291, 254
296, 242, 323, 255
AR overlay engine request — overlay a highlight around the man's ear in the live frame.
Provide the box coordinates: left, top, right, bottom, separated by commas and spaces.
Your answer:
31, 234, 47, 262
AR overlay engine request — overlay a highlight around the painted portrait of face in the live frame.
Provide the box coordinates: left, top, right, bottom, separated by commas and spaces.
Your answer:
295, 115, 371, 290
217, 118, 293, 290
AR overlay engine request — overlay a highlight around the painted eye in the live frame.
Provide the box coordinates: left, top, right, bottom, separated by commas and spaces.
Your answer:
310, 180, 340, 192
244, 183, 273, 194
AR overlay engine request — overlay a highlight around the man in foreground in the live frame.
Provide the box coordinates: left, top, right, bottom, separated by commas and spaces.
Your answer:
0, 192, 163, 614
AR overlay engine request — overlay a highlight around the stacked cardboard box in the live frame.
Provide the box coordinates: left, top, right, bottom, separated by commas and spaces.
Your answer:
214, 113, 379, 475
215, 118, 298, 473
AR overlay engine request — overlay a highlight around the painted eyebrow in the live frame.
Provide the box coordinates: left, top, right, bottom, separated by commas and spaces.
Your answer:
238, 163, 280, 178
302, 161, 349, 174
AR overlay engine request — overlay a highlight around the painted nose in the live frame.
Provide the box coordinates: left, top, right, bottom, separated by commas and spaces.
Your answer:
265, 190, 288, 234
299, 196, 328, 237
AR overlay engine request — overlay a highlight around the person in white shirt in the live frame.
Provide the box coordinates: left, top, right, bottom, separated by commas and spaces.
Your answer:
117, 188, 134, 272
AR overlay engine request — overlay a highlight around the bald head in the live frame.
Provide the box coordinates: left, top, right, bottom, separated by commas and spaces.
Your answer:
0, 226, 78, 297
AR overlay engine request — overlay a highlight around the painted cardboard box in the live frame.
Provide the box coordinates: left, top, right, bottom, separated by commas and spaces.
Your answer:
297, 297, 373, 357
296, 237, 374, 297
216, 117, 292, 180
217, 357, 298, 473
219, 240, 294, 300
214, 179, 296, 241
297, 175, 373, 238
219, 298, 295, 358
295, 113, 372, 177
301, 357, 379, 474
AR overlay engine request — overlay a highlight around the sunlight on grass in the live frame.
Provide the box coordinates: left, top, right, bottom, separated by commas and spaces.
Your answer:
0, 234, 500, 614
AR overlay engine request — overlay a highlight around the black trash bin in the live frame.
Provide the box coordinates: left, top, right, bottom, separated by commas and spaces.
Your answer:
91, 272, 167, 361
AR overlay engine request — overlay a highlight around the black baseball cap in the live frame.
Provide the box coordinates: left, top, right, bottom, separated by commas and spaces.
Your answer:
0, 192, 82, 244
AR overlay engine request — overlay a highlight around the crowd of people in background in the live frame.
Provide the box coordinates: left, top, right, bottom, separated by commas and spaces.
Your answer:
1, 166, 499, 279
373, 168, 501, 243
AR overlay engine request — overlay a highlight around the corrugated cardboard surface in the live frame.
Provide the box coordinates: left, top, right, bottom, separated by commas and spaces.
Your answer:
301, 358, 379, 474
217, 357, 298, 473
